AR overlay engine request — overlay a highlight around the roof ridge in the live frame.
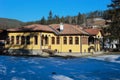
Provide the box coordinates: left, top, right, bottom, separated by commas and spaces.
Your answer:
49, 26, 59, 35
80, 29, 89, 35
71, 26, 89, 35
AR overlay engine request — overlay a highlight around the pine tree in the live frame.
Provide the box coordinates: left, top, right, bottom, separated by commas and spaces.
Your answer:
60, 16, 65, 23
71, 16, 76, 24
108, 0, 120, 43
77, 12, 84, 25
77, 13, 82, 25
40, 17, 46, 25
48, 10, 53, 24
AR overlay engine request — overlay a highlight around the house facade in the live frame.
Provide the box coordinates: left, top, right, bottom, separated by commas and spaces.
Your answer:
4, 24, 103, 54
84, 28, 103, 52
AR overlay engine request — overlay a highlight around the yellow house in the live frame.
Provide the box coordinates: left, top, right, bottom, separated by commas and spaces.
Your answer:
84, 28, 103, 52
5, 23, 103, 54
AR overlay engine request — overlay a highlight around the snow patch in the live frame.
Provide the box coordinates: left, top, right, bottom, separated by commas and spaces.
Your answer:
76, 75, 88, 79
11, 68, 16, 73
0, 65, 6, 75
28, 59, 39, 64
52, 75, 74, 80
51, 60, 66, 65
11, 70, 16, 73
89, 55, 120, 63
11, 77, 26, 80
20, 71, 26, 74
37, 66, 44, 69
28, 70, 35, 74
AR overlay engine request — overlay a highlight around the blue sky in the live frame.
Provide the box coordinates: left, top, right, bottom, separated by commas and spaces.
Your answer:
0, 0, 111, 22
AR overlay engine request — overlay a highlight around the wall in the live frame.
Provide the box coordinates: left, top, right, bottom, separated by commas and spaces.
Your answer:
96, 31, 103, 51
5, 31, 102, 53
5, 32, 41, 50
41, 32, 81, 53
51, 36, 81, 53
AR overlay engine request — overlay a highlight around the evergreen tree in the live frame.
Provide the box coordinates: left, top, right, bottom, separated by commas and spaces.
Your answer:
82, 14, 87, 26
48, 10, 53, 24
60, 16, 65, 23
77, 12, 84, 25
77, 13, 81, 25
72, 16, 76, 24
103, 10, 112, 19
66, 16, 72, 24
108, 0, 120, 42
53, 15, 60, 24
40, 17, 46, 24
64, 16, 69, 23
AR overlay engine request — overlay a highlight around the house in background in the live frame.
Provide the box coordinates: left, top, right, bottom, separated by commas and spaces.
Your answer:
4, 23, 103, 55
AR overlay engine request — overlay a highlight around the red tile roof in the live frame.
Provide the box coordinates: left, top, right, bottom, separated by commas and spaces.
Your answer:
7, 24, 94, 35
50, 24, 88, 35
84, 29, 101, 35
7, 24, 53, 32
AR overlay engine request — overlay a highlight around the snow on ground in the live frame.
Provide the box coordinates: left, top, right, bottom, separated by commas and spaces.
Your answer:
52, 75, 74, 80
88, 55, 120, 63
11, 77, 26, 80
0, 55, 120, 80
0, 64, 7, 75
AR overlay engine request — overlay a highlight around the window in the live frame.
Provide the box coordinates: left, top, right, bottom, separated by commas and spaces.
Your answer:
88, 36, 94, 44
21, 36, 25, 44
45, 36, 48, 45
75, 37, 79, 44
41, 36, 44, 46
69, 37, 73, 44
52, 37, 55, 44
26, 36, 30, 44
63, 37, 67, 44
34, 36, 38, 45
56, 36, 60, 44
11, 36, 14, 44
69, 49, 72, 52
16, 36, 20, 44
6, 36, 10, 44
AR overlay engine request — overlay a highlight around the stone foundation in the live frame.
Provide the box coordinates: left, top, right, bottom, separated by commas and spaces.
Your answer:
7, 49, 42, 55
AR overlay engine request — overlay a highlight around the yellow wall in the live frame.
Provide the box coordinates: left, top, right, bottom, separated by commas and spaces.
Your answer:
5, 32, 41, 50
5, 31, 103, 53
50, 36, 81, 53
97, 31, 102, 38
82, 45, 89, 53
88, 31, 103, 52
96, 31, 102, 51
41, 32, 81, 53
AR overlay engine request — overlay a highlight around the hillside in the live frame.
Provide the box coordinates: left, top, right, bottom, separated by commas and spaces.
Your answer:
0, 18, 24, 29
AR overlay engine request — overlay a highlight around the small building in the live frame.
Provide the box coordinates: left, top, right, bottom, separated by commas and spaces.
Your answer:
4, 24, 103, 54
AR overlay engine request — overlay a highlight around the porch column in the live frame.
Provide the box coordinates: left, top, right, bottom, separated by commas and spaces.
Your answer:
80, 36, 82, 53
40, 32, 42, 51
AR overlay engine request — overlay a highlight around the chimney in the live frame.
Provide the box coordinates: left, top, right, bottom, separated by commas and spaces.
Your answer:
60, 23, 64, 31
